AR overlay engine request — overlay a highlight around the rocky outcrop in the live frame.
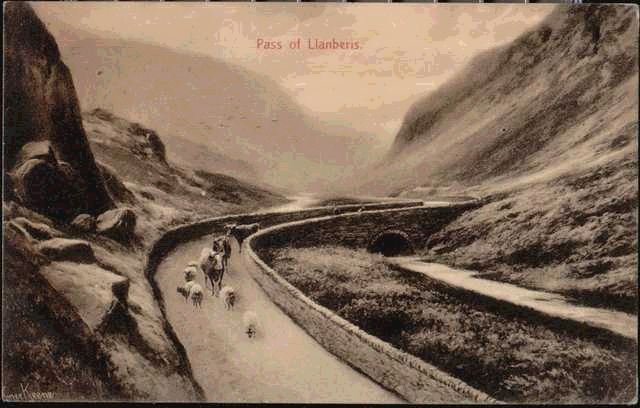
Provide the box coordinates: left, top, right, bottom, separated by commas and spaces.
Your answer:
37, 238, 96, 263
10, 141, 85, 220
96, 208, 137, 242
39, 261, 130, 332
12, 216, 63, 241
71, 214, 97, 232
96, 161, 137, 204
4, 2, 113, 217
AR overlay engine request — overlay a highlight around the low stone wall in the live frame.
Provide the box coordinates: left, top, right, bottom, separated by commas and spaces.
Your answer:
253, 202, 480, 263
245, 210, 497, 404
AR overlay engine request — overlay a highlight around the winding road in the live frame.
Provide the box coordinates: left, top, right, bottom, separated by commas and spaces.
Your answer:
155, 197, 404, 403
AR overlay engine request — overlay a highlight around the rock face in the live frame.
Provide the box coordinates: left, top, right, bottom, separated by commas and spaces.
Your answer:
39, 261, 130, 332
10, 142, 85, 220
96, 161, 137, 204
4, 2, 113, 217
12, 217, 63, 241
96, 208, 137, 242
37, 238, 96, 263
71, 214, 97, 232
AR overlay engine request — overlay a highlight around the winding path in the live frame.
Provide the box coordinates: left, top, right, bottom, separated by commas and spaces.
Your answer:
155, 202, 404, 402
389, 258, 637, 341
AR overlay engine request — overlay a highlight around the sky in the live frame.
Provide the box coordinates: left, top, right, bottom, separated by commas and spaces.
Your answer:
32, 2, 555, 141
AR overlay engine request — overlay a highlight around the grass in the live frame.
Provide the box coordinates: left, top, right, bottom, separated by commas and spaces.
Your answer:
268, 246, 637, 403
421, 154, 638, 314
2, 225, 125, 401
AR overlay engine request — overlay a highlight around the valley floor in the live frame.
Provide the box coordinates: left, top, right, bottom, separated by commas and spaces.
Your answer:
267, 246, 637, 403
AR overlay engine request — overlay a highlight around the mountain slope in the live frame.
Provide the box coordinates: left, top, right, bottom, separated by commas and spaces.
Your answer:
34, 13, 381, 192
355, 5, 637, 196
354, 5, 638, 311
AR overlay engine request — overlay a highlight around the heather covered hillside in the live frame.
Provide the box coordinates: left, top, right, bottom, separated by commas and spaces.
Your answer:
353, 5, 638, 312
82, 108, 286, 235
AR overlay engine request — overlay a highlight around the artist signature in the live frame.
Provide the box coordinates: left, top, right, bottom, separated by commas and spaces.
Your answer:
3, 383, 55, 401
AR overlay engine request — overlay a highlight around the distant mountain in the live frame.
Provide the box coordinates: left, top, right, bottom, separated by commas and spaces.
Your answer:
35, 14, 381, 192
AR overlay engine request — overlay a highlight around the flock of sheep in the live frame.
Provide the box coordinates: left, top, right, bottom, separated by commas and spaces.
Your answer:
176, 222, 261, 338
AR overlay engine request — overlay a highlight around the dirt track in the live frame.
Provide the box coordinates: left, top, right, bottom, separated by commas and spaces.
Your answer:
391, 258, 637, 341
156, 236, 404, 403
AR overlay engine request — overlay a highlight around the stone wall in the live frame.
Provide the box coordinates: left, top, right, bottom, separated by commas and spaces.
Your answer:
253, 202, 480, 263
245, 207, 497, 403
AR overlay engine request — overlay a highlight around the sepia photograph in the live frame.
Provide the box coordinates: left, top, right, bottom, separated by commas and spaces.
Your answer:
2, 0, 638, 403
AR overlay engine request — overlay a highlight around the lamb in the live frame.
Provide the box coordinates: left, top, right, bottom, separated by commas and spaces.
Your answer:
183, 262, 198, 282
227, 223, 261, 252
219, 285, 236, 310
177, 280, 196, 302
189, 283, 204, 308
242, 310, 259, 339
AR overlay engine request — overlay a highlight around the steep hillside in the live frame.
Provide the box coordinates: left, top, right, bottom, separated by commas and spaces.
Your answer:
164, 134, 258, 183
34, 13, 381, 192
3, 3, 286, 401
355, 5, 638, 311
82, 108, 286, 229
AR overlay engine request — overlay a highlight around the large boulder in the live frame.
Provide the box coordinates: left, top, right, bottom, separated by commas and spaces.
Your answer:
36, 238, 96, 263
14, 141, 57, 168
12, 217, 63, 241
71, 214, 97, 233
39, 262, 130, 333
9, 158, 83, 220
3, 220, 49, 265
96, 208, 137, 242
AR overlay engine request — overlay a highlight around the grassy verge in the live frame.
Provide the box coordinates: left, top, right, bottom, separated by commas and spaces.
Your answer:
267, 246, 637, 403
420, 155, 638, 314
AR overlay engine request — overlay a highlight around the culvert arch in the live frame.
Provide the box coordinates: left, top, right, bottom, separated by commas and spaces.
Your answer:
367, 230, 415, 257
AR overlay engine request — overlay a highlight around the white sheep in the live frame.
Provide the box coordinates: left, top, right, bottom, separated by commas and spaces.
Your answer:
242, 310, 259, 339
183, 262, 198, 282
219, 285, 236, 310
189, 283, 204, 308
177, 280, 195, 302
